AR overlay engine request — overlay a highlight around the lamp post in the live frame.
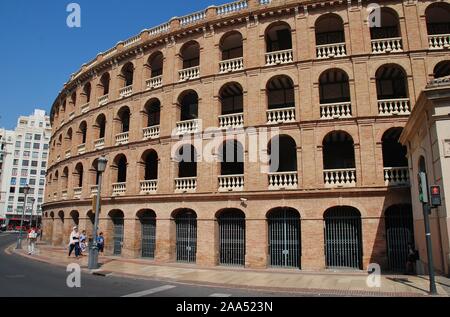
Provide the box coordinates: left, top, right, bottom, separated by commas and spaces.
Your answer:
30, 198, 35, 228
88, 156, 108, 270
16, 184, 30, 249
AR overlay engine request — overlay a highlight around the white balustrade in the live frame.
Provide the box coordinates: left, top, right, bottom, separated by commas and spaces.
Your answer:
219, 57, 244, 73
268, 172, 298, 190
316, 43, 347, 59
320, 102, 352, 120
146, 75, 163, 90
179, 66, 200, 82
175, 177, 197, 193
218, 175, 244, 192
90, 185, 99, 196
65, 150, 71, 159
219, 113, 244, 129
428, 34, 450, 50
371, 37, 403, 54
69, 112, 75, 120
267, 107, 296, 124
77, 144, 86, 154
119, 85, 133, 98
115, 132, 129, 145
140, 180, 158, 194
61, 190, 68, 200
94, 138, 105, 150
103, 47, 117, 59
148, 22, 170, 36
176, 119, 200, 135
73, 187, 82, 199
265, 49, 293, 66
81, 103, 90, 114
123, 35, 141, 47
57, 155, 61, 162
180, 11, 206, 26
217, 0, 248, 15
112, 182, 127, 196
378, 98, 411, 116
143, 126, 160, 140
384, 167, 410, 187
98, 94, 109, 106
324, 168, 357, 187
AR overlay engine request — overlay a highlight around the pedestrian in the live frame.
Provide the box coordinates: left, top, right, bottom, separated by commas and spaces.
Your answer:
27, 227, 38, 255
68, 226, 81, 259
97, 232, 105, 255
80, 230, 87, 255
405, 244, 419, 275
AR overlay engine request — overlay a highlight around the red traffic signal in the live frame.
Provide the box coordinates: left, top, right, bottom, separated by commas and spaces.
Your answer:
430, 186, 442, 207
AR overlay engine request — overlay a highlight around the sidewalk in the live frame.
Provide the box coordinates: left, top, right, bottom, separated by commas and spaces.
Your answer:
10, 242, 450, 297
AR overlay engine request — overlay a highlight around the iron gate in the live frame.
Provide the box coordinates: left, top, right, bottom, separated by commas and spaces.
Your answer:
218, 211, 245, 267
141, 217, 156, 259
113, 218, 124, 256
268, 208, 301, 269
175, 211, 197, 263
324, 207, 363, 270
385, 205, 414, 272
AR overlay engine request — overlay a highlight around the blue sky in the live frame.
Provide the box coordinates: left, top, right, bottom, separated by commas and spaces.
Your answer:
0, 0, 230, 130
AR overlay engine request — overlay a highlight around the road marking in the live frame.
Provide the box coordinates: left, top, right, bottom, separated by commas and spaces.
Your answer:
122, 285, 176, 297
209, 293, 232, 297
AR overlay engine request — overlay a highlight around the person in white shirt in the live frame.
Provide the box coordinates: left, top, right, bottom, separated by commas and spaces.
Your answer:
27, 228, 37, 255
68, 226, 81, 258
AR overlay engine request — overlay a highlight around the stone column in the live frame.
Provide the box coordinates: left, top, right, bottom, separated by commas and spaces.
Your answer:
245, 218, 268, 269
155, 218, 174, 263
196, 219, 217, 266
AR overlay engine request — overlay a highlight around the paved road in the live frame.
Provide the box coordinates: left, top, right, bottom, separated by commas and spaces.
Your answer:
0, 233, 301, 297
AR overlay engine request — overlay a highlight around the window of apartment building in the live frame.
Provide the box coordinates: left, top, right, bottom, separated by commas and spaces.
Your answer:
43, 144, 49, 150
39, 122, 43, 128
23, 151, 30, 158
8, 196, 14, 202
39, 179, 45, 186
7, 206, 13, 213
29, 178, 36, 185
18, 188, 25, 194
41, 162, 46, 168
28, 188, 35, 195
32, 152, 39, 159
34, 134, 41, 141
21, 169, 28, 177
31, 121, 35, 127
14, 150, 20, 157
31, 161, 38, 167
25, 133, 33, 140
30, 170, 37, 176
10, 178, 16, 185
12, 168, 18, 176
38, 189, 44, 195
22, 160, 29, 167
9, 187, 15, 193
33, 143, 40, 150
42, 152, 48, 159
15, 141, 21, 148
38, 198, 43, 204
24, 142, 31, 149
20, 178, 27, 186
18, 196, 24, 203
13, 159, 19, 166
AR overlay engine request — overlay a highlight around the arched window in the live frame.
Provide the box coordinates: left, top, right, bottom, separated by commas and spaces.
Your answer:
180, 41, 200, 69
216, 209, 246, 267
78, 121, 87, 144
434, 61, 450, 78
315, 14, 345, 45
172, 209, 197, 263
121, 62, 134, 87
147, 52, 163, 78
426, 3, 450, 35
265, 22, 292, 52
117, 107, 130, 133
382, 128, 409, 186
113, 154, 127, 183
178, 91, 199, 121
108, 210, 124, 256
319, 69, 350, 104
144, 99, 161, 127
376, 64, 408, 100
95, 114, 106, 139
268, 135, 297, 173
176, 144, 197, 178
141, 150, 158, 181
137, 209, 157, 259
266, 75, 295, 110
220, 32, 243, 60
62, 167, 69, 190
70, 91, 77, 109
370, 8, 401, 40
323, 131, 355, 170
74, 163, 84, 188
218, 140, 244, 176
220, 82, 243, 115
83, 83, 91, 103
99, 73, 110, 96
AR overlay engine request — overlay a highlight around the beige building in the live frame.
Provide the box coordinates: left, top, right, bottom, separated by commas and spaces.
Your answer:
42, 0, 450, 273
400, 75, 450, 275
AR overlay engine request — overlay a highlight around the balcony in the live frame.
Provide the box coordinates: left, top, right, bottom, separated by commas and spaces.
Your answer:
316, 43, 346, 59
140, 180, 158, 194
143, 126, 160, 140
61, 190, 68, 200
218, 175, 244, 192
98, 94, 109, 106
112, 182, 126, 196
428, 34, 450, 50
324, 168, 356, 188
90, 185, 99, 196
265, 49, 293, 66
179, 66, 200, 82
320, 102, 352, 120
65, 150, 71, 159
268, 172, 298, 190
384, 167, 410, 187
77, 144, 86, 155
219, 113, 244, 129
119, 85, 133, 98
94, 138, 105, 150
80, 103, 90, 114
219, 57, 244, 73
176, 119, 200, 135
267, 107, 296, 125
115, 132, 129, 145
371, 38, 403, 54
53, 192, 58, 201
73, 187, 82, 199
378, 98, 410, 116
146, 75, 163, 90
175, 177, 197, 193
216, 0, 248, 15
69, 112, 75, 121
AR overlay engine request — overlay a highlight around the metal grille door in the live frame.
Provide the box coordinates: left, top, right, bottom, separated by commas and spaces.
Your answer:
113, 219, 124, 256
218, 211, 245, 267
324, 208, 363, 270
141, 218, 156, 259
385, 205, 414, 272
268, 208, 301, 269
175, 212, 197, 263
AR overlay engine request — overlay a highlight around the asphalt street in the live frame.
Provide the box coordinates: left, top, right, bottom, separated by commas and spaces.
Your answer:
0, 233, 300, 297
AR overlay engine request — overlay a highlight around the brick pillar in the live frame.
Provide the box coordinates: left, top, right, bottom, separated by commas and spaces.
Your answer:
245, 218, 268, 269
196, 219, 217, 266
301, 219, 325, 271
122, 217, 140, 258
155, 218, 174, 263
52, 217, 64, 247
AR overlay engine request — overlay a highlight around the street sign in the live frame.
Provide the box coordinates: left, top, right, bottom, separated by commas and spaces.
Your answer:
418, 172, 429, 204
430, 186, 442, 207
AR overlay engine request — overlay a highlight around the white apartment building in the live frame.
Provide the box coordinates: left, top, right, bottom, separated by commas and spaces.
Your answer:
0, 110, 51, 227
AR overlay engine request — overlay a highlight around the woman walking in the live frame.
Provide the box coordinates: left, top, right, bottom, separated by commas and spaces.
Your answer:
68, 226, 81, 259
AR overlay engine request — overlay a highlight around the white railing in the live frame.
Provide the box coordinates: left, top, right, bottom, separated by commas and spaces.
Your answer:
146, 75, 163, 90
123, 34, 141, 47
94, 138, 105, 150
268, 172, 298, 190
324, 168, 357, 187
320, 102, 352, 120
143, 126, 160, 140
140, 180, 158, 194
98, 94, 109, 106
57, 155, 61, 162
65, 150, 71, 159
73, 187, 82, 199
80, 103, 90, 114
218, 175, 244, 192
77, 144, 86, 155
219, 57, 244, 73
428, 34, 450, 50
69, 112, 75, 120
61, 190, 68, 200
175, 177, 197, 193
378, 98, 411, 116
176, 119, 200, 135
371, 37, 403, 54
217, 0, 248, 15
267, 107, 296, 124
119, 85, 133, 98
179, 11, 206, 26
53, 192, 58, 201
103, 47, 117, 58
90, 185, 99, 196
147, 22, 170, 36
265, 49, 294, 66
179, 66, 200, 82
317, 42, 347, 59
112, 182, 126, 196
219, 113, 244, 129
115, 132, 129, 145
384, 167, 410, 187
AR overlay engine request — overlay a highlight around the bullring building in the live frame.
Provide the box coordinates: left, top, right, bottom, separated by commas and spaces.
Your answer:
42, 0, 450, 273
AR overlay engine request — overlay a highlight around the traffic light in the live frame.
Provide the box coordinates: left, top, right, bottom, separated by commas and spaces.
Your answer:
430, 186, 442, 207
418, 172, 429, 204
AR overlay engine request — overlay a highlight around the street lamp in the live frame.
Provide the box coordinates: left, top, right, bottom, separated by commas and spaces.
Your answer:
88, 156, 108, 270
16, 184, 30, 250
30, 198, 36, 228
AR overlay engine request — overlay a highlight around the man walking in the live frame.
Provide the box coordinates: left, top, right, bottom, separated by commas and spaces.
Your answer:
27, 228, 37, 255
